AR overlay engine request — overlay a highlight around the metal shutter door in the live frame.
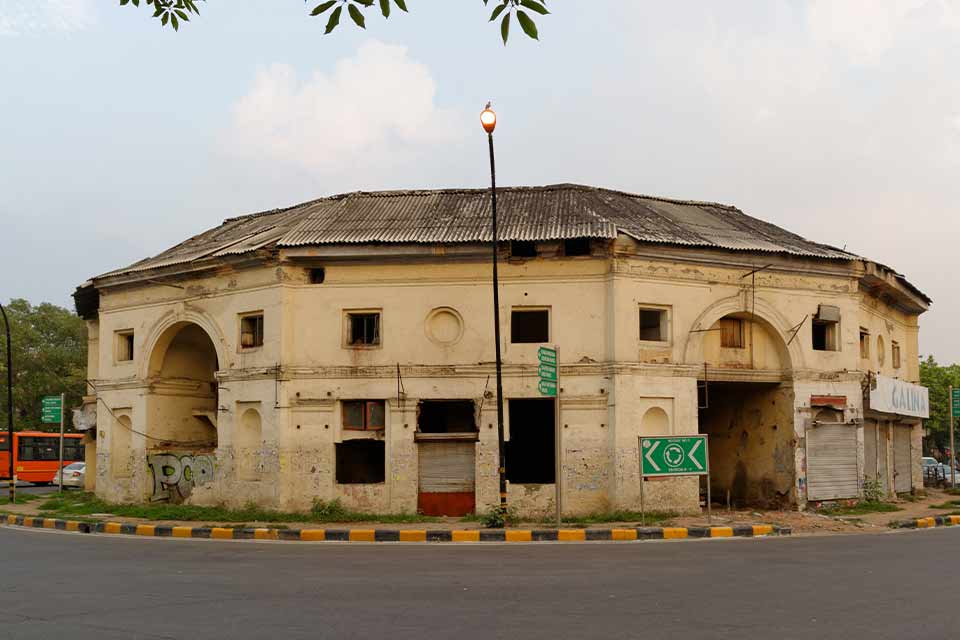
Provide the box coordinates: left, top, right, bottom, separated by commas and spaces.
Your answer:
864, 422, 878, 481
807, 423, 859, 501
418, 442, 475, 493
893, 426, 912, 493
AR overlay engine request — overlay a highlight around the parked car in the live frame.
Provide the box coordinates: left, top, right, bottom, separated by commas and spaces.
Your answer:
52, 462, 85, 488
937, 463, 960, 484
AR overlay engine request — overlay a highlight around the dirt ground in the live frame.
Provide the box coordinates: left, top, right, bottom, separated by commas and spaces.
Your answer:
3, 490, 956, 535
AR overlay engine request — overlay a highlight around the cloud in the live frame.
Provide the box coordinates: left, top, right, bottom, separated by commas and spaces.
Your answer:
0, 0, 94, 36
226, 40, 465, 178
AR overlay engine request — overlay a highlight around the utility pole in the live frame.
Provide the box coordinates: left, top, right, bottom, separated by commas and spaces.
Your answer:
0, 302, 14, 503
57, 392, 65, 493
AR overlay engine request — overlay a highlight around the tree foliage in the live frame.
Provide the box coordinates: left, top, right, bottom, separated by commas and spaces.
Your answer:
920, 356, 960, 453
119, 0, 550, 42
0, 300, 87, 432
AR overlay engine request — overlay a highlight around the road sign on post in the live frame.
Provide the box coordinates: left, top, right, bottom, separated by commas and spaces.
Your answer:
952, 388, 960, 418
638, 435, 711, 525
537, 347, 557, 398
538, 345, 561, 526
41, 395, 62, 424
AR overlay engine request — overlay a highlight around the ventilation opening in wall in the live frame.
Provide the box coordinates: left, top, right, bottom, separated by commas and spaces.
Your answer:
506, 398, 555, 484
335, 440, 385, 484
418, 400, 477, 433
563, 238, 591, 256
308, 267, 325, 284
510, 240, 537, 258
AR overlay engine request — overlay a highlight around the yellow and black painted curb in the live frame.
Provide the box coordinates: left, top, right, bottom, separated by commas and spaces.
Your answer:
2, 514, 790, 543
894, 515, 960, 530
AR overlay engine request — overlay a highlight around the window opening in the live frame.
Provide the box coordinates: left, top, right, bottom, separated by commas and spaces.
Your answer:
812, 305, 840, 351
892, 341, 901, 369
511, 308, 549, 344
343, 400, 386, 431
418, 401, 477, 433
859, 328, 870, 359
719, 318, 745, 349
308, 268, 326, 284
116, 330, 134, 362
348, 312, 381, 346
335, 440, 385, 484
240, 314, 264, 349
639, 308, 668, 342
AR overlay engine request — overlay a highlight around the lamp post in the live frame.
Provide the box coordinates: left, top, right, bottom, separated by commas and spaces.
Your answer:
481, 103, 508, 517
0, 302, 13, 503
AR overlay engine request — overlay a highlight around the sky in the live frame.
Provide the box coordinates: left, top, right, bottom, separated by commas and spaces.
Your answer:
0, 0, 958, 362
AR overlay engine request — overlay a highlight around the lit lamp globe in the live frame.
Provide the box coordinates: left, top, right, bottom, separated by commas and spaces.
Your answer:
480, 104, 497, 134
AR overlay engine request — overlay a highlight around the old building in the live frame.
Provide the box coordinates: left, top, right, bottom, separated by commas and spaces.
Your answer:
73, 184, 930, 516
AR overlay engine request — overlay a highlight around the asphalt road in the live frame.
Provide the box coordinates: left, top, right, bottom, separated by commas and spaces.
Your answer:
0, 526, 956, 640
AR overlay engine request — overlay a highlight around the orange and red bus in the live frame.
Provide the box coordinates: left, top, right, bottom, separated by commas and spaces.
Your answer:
0, 431, 84, 485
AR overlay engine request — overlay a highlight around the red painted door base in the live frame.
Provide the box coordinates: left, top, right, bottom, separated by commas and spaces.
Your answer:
418, 492, 475, 517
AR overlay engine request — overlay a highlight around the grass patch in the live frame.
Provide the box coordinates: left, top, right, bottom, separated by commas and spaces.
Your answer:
0, 493, 42, 506
930, 500, 960, 510
461, 509, 677, 527
818, 501, 902, 516
944, 488, 960, 496
37, 493, 438, 525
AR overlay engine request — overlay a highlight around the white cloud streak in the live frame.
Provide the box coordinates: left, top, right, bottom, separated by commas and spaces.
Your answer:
0, 0, 94, 36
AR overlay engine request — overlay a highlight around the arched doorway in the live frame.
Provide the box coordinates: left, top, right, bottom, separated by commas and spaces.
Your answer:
696, 312, 795, 508
145, 322, 220, 449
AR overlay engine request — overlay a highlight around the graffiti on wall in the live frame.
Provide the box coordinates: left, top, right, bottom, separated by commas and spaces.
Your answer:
147, 453, 215, 502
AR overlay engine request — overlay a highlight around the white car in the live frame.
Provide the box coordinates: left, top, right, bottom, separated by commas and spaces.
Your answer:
52, 462, 86, 488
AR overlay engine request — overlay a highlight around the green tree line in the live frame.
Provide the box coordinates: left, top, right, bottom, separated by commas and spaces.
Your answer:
0, 299, 87, 432
920, 356, 960, 454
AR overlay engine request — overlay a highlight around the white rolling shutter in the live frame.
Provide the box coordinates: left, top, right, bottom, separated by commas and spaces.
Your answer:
807, 423, 859, 501
893, 426, 912, 494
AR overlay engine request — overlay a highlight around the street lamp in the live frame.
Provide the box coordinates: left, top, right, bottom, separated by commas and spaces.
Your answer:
481, 102, 507, 517
0, 302, 13, 503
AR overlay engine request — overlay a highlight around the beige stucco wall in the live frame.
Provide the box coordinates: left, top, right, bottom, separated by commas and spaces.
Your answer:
84, 240, 927, 514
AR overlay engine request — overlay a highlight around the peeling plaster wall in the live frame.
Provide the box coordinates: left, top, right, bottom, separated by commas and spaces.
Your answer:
85, 243, 925, 515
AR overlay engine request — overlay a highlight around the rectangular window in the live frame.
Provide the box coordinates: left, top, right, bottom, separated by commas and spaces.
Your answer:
342, 400, 386, 431
563, 238, 591, 257
63, 439, 85, 462
719, 318, 745, 349
511, 308, 550, 344
115, 330, 134, 362
506, 398, 555, 484
18, 437, 59, 461
859, 328, 870, 359
347, 312, 381, 346
418, 400, 477, 433
510, 241, 537, 258
335, 440, 385, 484
639, 308, 668, 342
812, 305, 840, 352
892, 341, 901, 369
308, 267, 325, 284
240, 314, 264, 349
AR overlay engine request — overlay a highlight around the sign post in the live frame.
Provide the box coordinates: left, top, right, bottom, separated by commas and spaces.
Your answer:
42, 395, 65, 493
639, 434, 711, 525
538, 346, 561, 527
951, 387, 959, 488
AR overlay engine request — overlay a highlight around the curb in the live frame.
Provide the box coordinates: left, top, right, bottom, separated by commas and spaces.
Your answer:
894, 515, 960, 530
2, 515, 790, 543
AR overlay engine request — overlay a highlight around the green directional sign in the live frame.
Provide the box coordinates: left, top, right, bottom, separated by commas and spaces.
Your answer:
41, 395, 62, 424
953, 389, 960, 417
538, 363, 557, 381
640, 435, 708, 477
538, 346, 558, 397
538, 346, 556, 365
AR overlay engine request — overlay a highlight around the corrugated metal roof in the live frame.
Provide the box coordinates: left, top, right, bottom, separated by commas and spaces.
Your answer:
93, 183, 858, 280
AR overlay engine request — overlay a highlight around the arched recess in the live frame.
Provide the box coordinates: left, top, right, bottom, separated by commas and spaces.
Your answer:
640, 407, 670, 436
682, 295, 802, 375
144, 321, 220, 449
237, 408, 263, 480
111, 415, 133, 478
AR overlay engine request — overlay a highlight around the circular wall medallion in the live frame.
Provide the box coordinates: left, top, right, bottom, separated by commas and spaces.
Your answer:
425, 307, 464, 346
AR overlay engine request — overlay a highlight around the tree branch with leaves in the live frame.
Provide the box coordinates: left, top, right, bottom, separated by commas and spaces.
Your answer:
119, 0, 550, 42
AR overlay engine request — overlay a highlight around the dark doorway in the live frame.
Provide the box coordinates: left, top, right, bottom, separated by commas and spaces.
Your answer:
507, 398, 555, 484
418, 401, 476, 433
